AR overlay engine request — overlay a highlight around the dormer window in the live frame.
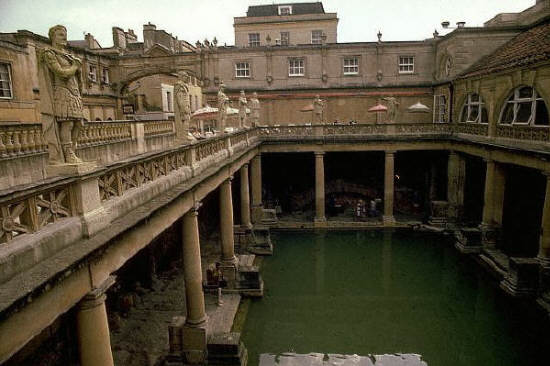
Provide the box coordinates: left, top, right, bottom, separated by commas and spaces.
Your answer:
278, 5, 292, 15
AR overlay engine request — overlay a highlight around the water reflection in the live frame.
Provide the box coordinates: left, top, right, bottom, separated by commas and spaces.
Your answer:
242, 230, 550, 366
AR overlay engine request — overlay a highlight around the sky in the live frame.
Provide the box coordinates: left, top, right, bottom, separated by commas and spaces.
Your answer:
0, 0, 536, 47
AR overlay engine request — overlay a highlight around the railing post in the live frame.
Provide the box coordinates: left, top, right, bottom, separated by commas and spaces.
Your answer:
72, 172, 108, 237
133, 122, 146, 154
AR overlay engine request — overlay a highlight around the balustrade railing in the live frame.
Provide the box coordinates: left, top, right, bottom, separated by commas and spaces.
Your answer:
144, 120, 175, 138
230, 131, 248, 146
259, 123, 454, 137
196, 138, 227, 161
454, 123, 489, 136
496, 125, 550, 143
0, 123, 47, 159
0, 182, 75, 243
78, 121, 132, 146
98, 149, 190, 202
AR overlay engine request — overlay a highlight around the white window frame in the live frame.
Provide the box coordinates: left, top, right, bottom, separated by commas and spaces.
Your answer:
311, 30, 323, 45
398, 56, 415, 74
460, 94, 487, 124
101, 67, 109, 84
280, 32, 290, 46
0, 62, 13, 99
289, 58, 305, 77
235, 62, 251, 78
88, 64, 98, 82
433, 95, 447, 123
499, 87, 548, 126
343, 57, 359, 75
278, 5, 292, 15
248, 33, 260, 47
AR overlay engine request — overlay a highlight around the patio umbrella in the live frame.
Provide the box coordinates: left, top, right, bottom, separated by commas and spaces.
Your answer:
368, 102, 388, 123
407, 101, 431, 113
192, 105, 218, 119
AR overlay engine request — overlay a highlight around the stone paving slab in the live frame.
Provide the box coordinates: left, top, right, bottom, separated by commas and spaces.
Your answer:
259, 353, 427, 366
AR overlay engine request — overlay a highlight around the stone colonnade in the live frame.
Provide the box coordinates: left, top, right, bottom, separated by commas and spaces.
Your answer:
72, 156, 260, 365
313, 150, 396, 224
445, 152, 550, 266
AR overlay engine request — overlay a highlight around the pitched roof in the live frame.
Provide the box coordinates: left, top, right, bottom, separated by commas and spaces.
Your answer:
459, 21, 550, 79
247, 2, 325, 17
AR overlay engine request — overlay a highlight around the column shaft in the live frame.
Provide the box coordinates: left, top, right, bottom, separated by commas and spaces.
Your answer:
220, 179, 237, 265
384, 151, 395, 223
539, 174, 550, 264
240, 164, 252, 229
447, 152, 466, 221
482, 159, 496, 226
182, 208, 207, 325
76, 279, 115, 366
314, 152, 326, 222
251, 154, 262, 223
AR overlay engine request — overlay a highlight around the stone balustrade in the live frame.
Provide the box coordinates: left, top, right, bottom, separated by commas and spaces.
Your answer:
496, 124, 550, 143
258, 123, 454, 137
143, 120, 175, 138
0, 180, 75, 244
454, 122, 489, 136
0, 123, 47, 158
78, 121, 133, 146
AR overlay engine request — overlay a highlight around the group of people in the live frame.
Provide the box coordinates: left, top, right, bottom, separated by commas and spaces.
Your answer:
329, 197, 380, 219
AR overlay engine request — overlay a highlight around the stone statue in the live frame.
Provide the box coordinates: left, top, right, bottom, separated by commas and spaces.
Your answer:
383, 97, 400, 123
250, 92, 260, 127
313, 95, 325, 124
38, 25, 84, 164
217, 82, 229, 132
238, 90, 248, 128
174, 72, 193, 141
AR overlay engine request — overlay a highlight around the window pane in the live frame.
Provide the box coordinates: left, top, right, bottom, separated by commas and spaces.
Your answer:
460, 105, 468, 122
516, 101, 531, 123
469, 105, 479, 122
501, 103, 514, 124
481, 107, 488, 123
535, 100, 549, 126
519, 86, 533, 99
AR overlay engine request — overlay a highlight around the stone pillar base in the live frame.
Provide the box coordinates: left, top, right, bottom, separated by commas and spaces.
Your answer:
382, 215, 395, 225
500, 257, 540, 297
454, 228, 482, 254
251, 205, 263, 224
182, 323, 208, 364
480, 223, 500, 249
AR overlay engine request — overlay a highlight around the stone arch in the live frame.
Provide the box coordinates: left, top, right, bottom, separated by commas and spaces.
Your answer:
117, 66, 198, 95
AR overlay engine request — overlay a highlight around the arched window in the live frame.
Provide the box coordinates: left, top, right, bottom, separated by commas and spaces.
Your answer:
499, 86, 549, 126
95, 117, 102, 121
459, 94, 488, 123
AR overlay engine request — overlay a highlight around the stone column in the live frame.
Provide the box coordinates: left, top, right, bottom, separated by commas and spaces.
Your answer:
383, 151, 396, 224
481, 159, 506, 248
251, 154, 263, 223
220, 178, 238, 266
240, 164, 252, 229
314, 152, 326, 222
538, 172, 550, 266
180, 205, 208, 364
447, 151, 466, 222
76, 276, 115, 366
182, 206, 207, 326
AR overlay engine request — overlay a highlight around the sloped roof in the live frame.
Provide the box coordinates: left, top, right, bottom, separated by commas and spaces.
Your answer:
247, 2, 325, 17
459, 21, 550, 79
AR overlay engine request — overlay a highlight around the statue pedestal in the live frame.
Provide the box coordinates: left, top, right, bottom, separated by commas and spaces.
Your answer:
46, 161, 97, 177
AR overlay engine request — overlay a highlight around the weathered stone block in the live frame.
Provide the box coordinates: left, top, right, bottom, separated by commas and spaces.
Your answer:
500, 257, 540, 297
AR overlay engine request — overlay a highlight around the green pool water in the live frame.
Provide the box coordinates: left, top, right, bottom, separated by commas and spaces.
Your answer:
241, 230, 550, 366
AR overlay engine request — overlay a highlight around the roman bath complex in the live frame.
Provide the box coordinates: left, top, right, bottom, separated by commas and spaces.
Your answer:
1, 1, 550, 365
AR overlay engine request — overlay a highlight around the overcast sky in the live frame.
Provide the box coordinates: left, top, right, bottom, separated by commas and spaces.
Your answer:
0, 0, 535, 46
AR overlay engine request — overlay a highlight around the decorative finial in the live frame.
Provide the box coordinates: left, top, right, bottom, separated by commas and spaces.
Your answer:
377, 30, 382, 43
